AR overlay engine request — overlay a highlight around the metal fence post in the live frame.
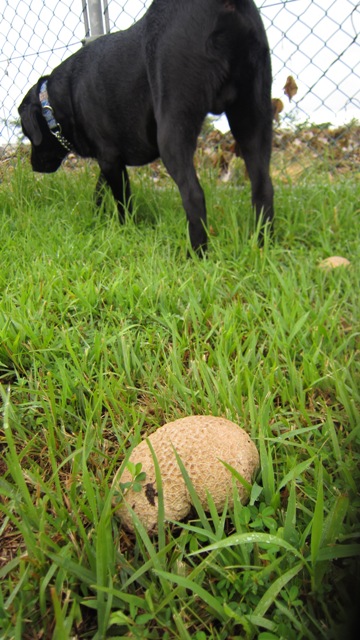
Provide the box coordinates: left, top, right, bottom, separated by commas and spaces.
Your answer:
82, 0, 109, 44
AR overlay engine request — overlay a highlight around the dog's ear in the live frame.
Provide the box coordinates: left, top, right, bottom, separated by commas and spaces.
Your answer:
18, 100, 43, 146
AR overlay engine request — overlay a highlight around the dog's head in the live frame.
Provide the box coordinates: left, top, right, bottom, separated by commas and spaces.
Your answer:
18, 80, 68, 173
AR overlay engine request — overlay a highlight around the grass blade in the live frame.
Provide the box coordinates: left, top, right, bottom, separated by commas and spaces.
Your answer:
254, 560, 303, 617
189, 531, 308, 567
310, 463, 324, 575
154, 570, 227, 621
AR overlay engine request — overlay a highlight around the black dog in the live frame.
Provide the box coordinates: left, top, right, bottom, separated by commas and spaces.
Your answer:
18, 0, 274, 253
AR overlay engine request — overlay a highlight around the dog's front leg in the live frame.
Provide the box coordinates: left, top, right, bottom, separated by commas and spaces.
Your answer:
96, 160, 132, 222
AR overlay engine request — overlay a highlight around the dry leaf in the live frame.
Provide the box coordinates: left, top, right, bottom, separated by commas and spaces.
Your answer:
284, 76, 298, 101
272, 98, 284, 122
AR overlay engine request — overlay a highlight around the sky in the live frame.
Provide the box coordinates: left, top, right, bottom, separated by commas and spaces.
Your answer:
1, 0, 359, 144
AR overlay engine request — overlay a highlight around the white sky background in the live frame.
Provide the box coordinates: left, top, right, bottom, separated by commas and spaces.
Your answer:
0, 0, 359, 144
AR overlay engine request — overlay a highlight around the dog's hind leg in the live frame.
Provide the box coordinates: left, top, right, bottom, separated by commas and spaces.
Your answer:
96, 160, 132, 222
226, 101, 274, 242
157, 122, 207, 254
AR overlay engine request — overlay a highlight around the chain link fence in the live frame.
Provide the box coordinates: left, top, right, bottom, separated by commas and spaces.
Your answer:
1, 0, 359, 172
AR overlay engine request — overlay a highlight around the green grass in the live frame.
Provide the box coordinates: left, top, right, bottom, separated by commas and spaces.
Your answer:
0, 154, 360, 639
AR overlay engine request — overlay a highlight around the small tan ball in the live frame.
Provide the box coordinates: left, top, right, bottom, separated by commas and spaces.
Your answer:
112, 415, 259, 532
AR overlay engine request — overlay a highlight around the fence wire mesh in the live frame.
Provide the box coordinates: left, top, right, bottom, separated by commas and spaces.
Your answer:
1, 0, 359, 174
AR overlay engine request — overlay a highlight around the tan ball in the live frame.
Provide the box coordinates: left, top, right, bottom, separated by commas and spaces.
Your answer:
112, 415, 259, 532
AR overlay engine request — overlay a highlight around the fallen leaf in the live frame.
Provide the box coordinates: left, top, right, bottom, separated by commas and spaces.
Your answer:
284, 76, 298, 101
272, 98, 284, 122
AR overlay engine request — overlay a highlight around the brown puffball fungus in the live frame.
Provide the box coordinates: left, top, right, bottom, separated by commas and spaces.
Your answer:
112, 415, 260, 533
319, 256, 350, 270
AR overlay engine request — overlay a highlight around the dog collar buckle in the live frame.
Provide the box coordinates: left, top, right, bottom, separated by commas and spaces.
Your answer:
39, 80, 73, 152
